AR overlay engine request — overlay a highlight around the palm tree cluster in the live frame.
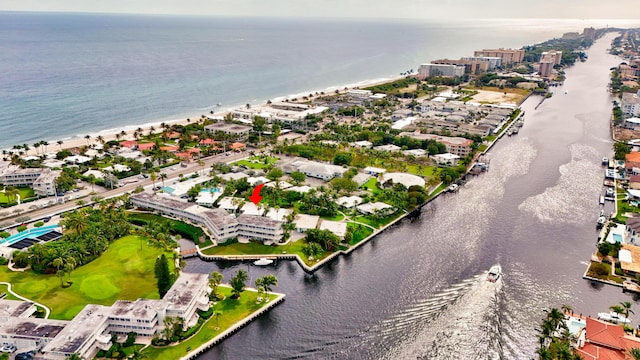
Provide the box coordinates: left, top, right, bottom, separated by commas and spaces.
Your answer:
254, 274, 278, 301
536, 307, 581, 360
18, 203, 130, 275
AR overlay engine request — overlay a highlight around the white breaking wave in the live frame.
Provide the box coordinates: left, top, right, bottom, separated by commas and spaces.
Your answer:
518, 143, 602, 224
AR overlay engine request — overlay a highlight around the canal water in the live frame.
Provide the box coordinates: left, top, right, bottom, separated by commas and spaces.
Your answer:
185, 33, 630, 359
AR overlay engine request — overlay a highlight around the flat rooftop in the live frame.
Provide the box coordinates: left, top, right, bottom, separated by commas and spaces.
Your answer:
131, 193, 192, 211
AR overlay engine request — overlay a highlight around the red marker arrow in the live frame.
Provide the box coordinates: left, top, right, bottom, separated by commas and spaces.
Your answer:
249, 183, 264, 205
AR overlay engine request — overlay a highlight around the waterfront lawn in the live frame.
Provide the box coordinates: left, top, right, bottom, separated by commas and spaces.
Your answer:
347, 223, 374, 245
354, 213, 401, 229
0, 235, 172, 320
321, 213, 344, 221
142, 286, 279, 360
586, 262, 624, 284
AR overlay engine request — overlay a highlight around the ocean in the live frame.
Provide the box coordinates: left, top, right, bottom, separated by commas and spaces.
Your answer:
0, 12, 636, 149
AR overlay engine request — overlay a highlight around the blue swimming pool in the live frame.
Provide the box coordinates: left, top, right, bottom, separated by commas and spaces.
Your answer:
613, 233, 623, 243
202, 188, 222, 193
0, 224, 60, 246
161, 186, 175, 193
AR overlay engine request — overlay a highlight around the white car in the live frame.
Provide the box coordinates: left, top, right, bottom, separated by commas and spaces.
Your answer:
0, 345, 17, 353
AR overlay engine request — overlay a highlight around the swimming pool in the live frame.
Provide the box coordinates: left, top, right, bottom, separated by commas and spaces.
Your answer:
161, 186, 175, 193
201, 188, 222, 193
566, 318, 586, 335
613, 233, 623, 243
0, 224, 60, 246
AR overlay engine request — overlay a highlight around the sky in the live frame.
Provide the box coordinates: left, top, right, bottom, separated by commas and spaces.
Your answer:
1, 0, 639, 20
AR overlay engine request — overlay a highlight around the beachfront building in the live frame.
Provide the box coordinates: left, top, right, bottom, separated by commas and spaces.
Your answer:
622, 91, 640, 117
346, 89, 373, 99
417, 64, 465, 78
204, 122, 252, 138
473, 48, 524, 65
284, 160, 346, 181
0, 164, 60, 196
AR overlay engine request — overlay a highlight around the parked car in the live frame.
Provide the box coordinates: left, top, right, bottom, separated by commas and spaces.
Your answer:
15, 350, 35, 360
0, 344, 17, 353
606, 188, 614, 196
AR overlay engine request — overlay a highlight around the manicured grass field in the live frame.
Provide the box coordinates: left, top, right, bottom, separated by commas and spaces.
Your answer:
142, 286, 279, 360
362, 178, 381, 194
347, 223, 374, 245
0, 235, 173, 320
353, 213, 401, 229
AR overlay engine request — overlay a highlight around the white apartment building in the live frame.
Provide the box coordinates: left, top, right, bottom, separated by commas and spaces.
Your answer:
623, 92, 640, 117
399, 132, 474, 157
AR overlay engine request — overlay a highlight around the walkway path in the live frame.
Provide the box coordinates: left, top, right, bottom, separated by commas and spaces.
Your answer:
337, 210, 377, 231
0, 281, 51, 319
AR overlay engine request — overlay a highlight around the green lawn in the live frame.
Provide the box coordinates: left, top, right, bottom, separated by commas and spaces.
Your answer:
0, 235, 173, 319
0, 187, 36, 204
234, 156, 278, 170
406, 164, 436, 177
347, 223, 374, 245
353, 213, 401, 229
142, 286, 279, 360
201, 239, 331, 266
0, 284, 19, 300
362, 178, 381, 194
321, 213, 345, 221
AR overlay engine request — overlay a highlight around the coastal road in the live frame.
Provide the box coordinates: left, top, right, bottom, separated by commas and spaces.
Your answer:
0, 150, 252, 226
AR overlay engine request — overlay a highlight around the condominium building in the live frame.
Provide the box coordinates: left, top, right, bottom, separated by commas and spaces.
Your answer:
539, 61, 554, 78
473, 48, 524, 65
130, 193, 284, 243
0, 273, 212, 360
204, 122, 252, 137
0, 165, 60, 196
417, 64, 465, 78
541, 50, 562, 66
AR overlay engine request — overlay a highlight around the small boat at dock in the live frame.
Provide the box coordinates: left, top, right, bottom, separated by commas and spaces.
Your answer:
253, 258, 274, 266
599, 195, 605, 205
448, 184, 459, 193
602, 157, 609, 166
597, 311, 631, 324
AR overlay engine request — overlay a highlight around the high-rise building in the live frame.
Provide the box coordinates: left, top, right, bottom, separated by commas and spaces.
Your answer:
417, 64, 465, 78
473, 48, 524, 65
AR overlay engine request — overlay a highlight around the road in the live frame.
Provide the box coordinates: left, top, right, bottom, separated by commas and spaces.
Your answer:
1, 150, 251, 226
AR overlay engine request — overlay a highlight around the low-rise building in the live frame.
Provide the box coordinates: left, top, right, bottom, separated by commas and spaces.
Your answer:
622, 91, 640, 117
356, 202, 394, 215
335, 195, 364, 209
399, 132, 473, 157
294, 214, 319, 233
417, 63, 465, 78
431, 153, 461, 166
204, 122, 252, 137
318, 220, 347, 239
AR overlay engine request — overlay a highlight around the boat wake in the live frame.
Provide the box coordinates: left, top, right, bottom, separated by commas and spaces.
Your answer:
379, 270, 504, 360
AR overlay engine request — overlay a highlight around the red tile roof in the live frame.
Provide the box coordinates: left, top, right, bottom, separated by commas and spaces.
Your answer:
159, 145, 179, 152
585, 318, 626, 350
199, 138, 216, 145
626, 152, 640, 163
137, 143, 155, 151
166, 131, 181, 139
120, 140, 138, 148
230, 142, 246, 150
630, 174, 640, 183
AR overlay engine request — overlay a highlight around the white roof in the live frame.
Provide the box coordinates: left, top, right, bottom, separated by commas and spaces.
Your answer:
364, 166, 386, 174
220, 172, 249, 181
82, 169, 104, 180
265, 208, 292, 222
620, 249, 633, 263
294, 214, 319, 230
403, 149, 427, 157
287, 185, 312, 193
382, 172, 425, 188
241, 202, 264, 216
352, 173, 372, 186
433, 153, 461, 160
392, 117, 415, 130
21, 155, 40, 161
336, 195, 363, 208
218, 196, 242, 211
65, 155, 92, 164
103, 164, 131, 173
42, 159, 66, 169
352, 140, 373, 147
374, 144, 401, 152
629, 189, 640, 199
247, 176, 271, 186
264, 181, 293, 189
319, 220, 347, 238
357, 202, 393, 214
627, 118, 640, 125
196, 190, 223, 205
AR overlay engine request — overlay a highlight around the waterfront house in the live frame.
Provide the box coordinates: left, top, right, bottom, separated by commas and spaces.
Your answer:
294, 214, 319, 233
336, 195, 364, 209
137, 143, 155, 151
356, 202, 394, 216
431, 153, 461, 166
619, 244, 640, 276
318, 220, 347, 239
624, 217, 640, 245
574, 316, 640, 360
630, 174, 640, 190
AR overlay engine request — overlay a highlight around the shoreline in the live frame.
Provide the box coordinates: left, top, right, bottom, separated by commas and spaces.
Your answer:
1, 75, 402, 155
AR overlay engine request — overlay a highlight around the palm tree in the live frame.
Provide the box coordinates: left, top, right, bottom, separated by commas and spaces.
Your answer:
256, 274, 278, 300
610, 304, 625, 316
160, 173, 167, 188
230, 269, 248, 299
209, 271, 223, 299
629, 348, 640, 360
96, 135, 105, 145
150, 171, 157, 190
213, 309, 223, 330
621, 301, 635, 319
57, 140, 64, 150
561, 304, 573, 315
84, 134, 91, 146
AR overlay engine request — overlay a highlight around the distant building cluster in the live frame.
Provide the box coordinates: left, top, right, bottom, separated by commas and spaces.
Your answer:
227, 101, 328, 128
539, 50, 563, 78
0, 162, 59, 196
0, 272, 210, 360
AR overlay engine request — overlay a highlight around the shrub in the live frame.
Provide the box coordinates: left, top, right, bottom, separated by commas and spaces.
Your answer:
33, 221, 44, 228
590, 263, 609, 277
0, 231, 9, 238
0, 257, 8, 265
16, 225, 27, 232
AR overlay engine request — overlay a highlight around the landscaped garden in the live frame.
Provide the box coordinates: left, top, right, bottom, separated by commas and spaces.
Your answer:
234, 155, 278, 170
0, 187, 36, 206
128, 212, 205, 244
0, 235, 173, 319
141, 286, 278, 360
201, 239, 325, 265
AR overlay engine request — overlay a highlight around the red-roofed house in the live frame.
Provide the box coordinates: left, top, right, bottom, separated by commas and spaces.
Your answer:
166, 131, 181, 139
137, 143, 155, 151
160, 145, 179, 152
175, 152, 192, 161
230, 142, 246, 151
120, 140, 138, 148
187, 148, 201, 154
575, 317, 640, 360
199, 139, 216, 146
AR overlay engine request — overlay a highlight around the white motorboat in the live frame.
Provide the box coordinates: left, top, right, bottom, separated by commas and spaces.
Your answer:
597, 311, 631, 324
448, 184, 459, 193
602, 157, 609, 166
253, 258, 274, 266
487, 264, 502, 282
